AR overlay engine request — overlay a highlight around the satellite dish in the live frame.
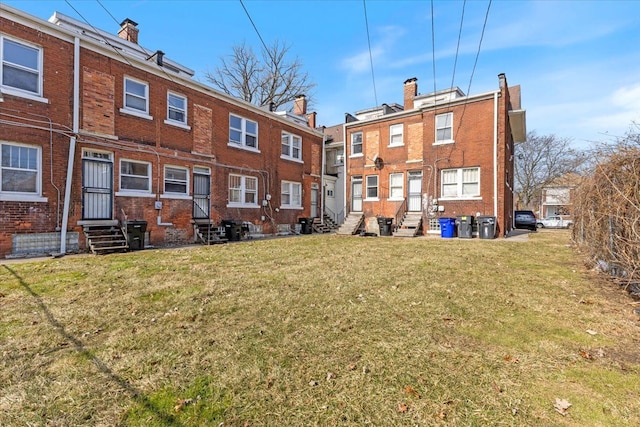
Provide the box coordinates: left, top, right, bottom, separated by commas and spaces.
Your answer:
374, 157, 384, 169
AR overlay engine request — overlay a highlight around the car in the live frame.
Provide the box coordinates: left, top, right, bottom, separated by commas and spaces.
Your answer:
514, 210, 537, 231
537, 215, 573, 229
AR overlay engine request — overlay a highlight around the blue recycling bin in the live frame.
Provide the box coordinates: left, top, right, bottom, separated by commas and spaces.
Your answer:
439, 217, 456, 238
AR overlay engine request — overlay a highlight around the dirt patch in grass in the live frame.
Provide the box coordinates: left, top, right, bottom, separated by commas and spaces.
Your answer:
1, 231, 639, 426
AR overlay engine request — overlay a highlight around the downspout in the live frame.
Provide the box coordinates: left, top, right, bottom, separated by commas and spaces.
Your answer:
320, 132, 327, 223
60, 37, 80, 255
342, 124, 347, 217
493, 91, 498, 218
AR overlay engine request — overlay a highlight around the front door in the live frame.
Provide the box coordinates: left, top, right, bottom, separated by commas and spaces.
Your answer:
193, 167, 211, 219
351, 176, 363, 212
82, 150, 113, 220
408, 171, 422, 212
310, 184, 319, 218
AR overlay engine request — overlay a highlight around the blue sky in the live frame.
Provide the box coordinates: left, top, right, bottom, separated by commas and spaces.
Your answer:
4, 0, 640, 149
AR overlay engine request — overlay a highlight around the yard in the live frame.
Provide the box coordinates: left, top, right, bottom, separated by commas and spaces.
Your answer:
1, 231, 639, 426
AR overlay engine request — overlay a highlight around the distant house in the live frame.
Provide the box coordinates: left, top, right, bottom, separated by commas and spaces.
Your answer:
339, 74, 526, 237
539, 173, 581, 218
0, 4, 323, 258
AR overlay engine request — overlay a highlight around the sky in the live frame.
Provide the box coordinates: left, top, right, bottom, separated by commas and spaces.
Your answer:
3, 0, 640, 150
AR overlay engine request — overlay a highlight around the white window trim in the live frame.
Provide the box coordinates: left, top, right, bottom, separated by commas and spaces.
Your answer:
119, 159, 152, 194
227, 174, 259, 208
281, 132, 303, 162
229, 114, 260, 152
364, 175, 379, 201
163, 165, 189, 197
439, 167, 481, 200
121, 76, 152, 119
388, 124, 404, 147
387, 172, 404, 201
434, 112, 454, 145
0, 141, 45, 201
1, 36, 47, 102
280, 180, 303, 209
350, 131, 363, 157
164, 91, 191, 130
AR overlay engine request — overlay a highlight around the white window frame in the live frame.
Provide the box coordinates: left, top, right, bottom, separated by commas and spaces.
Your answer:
164, 91, 190, 130
281, 132, 303, 162
227, 174, 259, 208
162, 165, 189, 198
388, 172, 404, 200
350, 132, 363, 157
435, 112, 454, 145
365, 175, 379, 200
0, 35, 47, 103
389, 124, 404, 147
280, 180, 302, 209
229, 114, 259, 151
0, 141, 46, 202
119, 159, 152, 195
120, 76, 152, 120
440, 167, 480, 200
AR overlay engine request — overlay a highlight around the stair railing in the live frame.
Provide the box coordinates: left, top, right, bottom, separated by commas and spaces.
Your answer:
394, 199, 407, 232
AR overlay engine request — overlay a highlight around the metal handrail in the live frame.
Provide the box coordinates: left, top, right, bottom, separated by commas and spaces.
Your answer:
394, 199, 407, 231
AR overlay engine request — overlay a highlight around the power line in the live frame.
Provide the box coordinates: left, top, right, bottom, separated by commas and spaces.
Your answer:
362, 0, 378, 108
430, 0, 437, 96
96, 0, 119, 26
450, 0, 466, 91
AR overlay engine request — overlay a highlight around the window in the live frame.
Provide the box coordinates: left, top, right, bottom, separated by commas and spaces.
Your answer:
389, 124, 404, 146
166, 92, 187, 124
281, 181, 302, 208
228, 174, 258, 207
441, 167, 480, 199
351, 132, 363, 156
229, 114, 258, 150
164, 166, 188, 195
120, 160, 151, 192
1, 36, 42, 97
281, 132, 302, 161
123, 77, 149, 115
389, 173, 403, 199
1, 142, 40, 195
366, 175, 378, 199
435, 112, 453, 144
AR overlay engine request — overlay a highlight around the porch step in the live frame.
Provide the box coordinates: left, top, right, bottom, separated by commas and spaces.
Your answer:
312, 217, 332, 233
393, 213, 422, 238
322, 214, 340, 230
83, 225, 129, 254
195, 222, 228, 244
336, 213, 365, 235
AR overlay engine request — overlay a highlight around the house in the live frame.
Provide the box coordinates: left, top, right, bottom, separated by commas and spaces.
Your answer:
322, 123, 346, 227
341, 74, 526, 237
539, 173, 580, 218
0, 4, 324, 258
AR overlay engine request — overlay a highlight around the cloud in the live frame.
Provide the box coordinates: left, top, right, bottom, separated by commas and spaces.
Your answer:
339, 25, 406, 74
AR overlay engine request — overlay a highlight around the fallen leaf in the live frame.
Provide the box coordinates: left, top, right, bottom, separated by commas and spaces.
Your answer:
397, 403, 408, 413
404, 385, 421, 399
503, 354, 520, 363
579, 349, 593, 360
553, 398, 572, 416
492, 382, 503, 393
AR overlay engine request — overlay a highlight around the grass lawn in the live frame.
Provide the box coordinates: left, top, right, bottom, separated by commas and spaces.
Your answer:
1, 230, 639, 426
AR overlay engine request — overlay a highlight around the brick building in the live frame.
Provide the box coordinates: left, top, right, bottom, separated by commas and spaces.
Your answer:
0, 4, 324, 258
342, 75, 526, 238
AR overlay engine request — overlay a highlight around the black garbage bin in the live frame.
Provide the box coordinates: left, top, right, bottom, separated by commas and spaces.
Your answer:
477, 216, 496, 239
222, 220, 242, 241
377, 217, 393, 236
456, 215, 474, 239
127, 220, 147, 250
298, 217, 313, 234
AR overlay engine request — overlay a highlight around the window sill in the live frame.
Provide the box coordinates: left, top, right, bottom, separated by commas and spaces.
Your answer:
438, 196, 482, 201
227, 143, 261, 154
388, 143, 404, 148
115, 191, 155, 197
160, 194, 191, 200
364, 198, 380, 202
119, 108, 153, 120
280, 206, 303, 210
1, 87, 49, 104
349, 153, 364, 158
433, 140, 455, 146
0, 194, 48, 202
280, 155, 304, 163
226, 203, 260, 209
164, 119, 191, 130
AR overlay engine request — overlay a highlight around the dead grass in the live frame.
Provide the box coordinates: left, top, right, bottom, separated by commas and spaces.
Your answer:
1, 231, 639, 426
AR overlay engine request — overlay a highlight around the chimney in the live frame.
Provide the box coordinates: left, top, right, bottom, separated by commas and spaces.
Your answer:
293, 94, 307, 115
118, 18, 139, 44
306, 112, 317, 129
403, 77, 417, 110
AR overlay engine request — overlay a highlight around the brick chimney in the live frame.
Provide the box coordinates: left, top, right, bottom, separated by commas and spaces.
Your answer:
403, 77, 417, 110
306, 112, 317, 129
293, 94, 307, 115
118, 19, 139, 44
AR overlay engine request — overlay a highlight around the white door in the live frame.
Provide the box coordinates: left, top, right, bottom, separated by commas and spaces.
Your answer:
351, 177, 363, 212
310, 184, 319, 218
408, 171, 422, 212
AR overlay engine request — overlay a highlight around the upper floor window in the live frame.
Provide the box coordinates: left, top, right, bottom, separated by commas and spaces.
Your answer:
120, 159, 151, 193
389, 124, 404, 146
389, 173, 404, 200
281, 132, 302, 161
1, 142, 40, 196
123, 77, 150, 118
1, 36, 43, 97
441, 167, 480, 199
166, 92, 187, 124
351, 132, 363, 156
366, 175, 378, 199
281, 180, 302, 208
435, 112, 454, 144
229, 114, 258, 150
164, 165, 188, 195
228, 174, 258, 207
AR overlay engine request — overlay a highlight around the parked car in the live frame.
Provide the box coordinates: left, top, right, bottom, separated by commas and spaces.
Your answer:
537, 215, 573, 229
514, 210, 537, 231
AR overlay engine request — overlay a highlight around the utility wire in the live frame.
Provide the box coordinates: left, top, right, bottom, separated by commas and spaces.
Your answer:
362, 0, 378, 107
431, 0, 437, 97
96, 0, 119, 26
450, 0, 466, 91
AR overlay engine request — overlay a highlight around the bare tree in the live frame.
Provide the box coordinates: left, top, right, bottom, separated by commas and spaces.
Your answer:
204, 41, 316, 111
514, 131, 587, 208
